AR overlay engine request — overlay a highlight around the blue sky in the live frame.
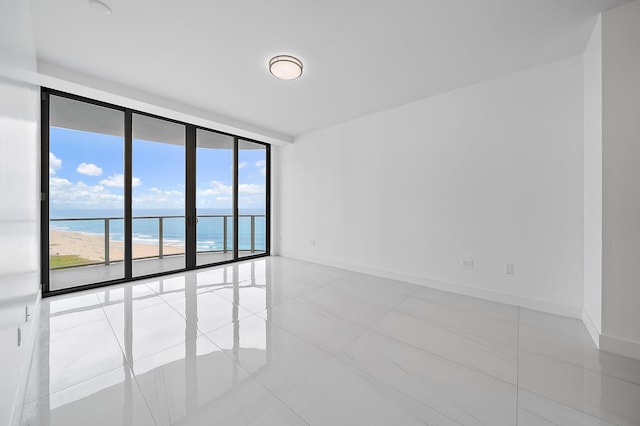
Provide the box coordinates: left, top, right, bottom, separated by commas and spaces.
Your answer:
49, 127, 266, 212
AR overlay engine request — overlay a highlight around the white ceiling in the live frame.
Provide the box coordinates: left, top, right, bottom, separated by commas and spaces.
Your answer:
31, 0, 629, 138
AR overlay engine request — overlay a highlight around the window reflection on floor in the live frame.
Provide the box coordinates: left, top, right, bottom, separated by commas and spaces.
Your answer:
24, 260, 271, 425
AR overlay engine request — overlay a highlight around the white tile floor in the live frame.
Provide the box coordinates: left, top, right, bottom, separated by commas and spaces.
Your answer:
21, 256, 640, 425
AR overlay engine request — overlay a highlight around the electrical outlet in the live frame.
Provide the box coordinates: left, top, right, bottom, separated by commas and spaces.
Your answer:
462, 259, 474, 270
505, 264, 514, 275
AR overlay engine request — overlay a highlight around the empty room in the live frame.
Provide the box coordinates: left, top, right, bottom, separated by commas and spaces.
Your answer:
2, 0, 640, 425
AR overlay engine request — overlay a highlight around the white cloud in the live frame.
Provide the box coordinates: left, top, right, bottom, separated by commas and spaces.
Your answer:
238, 162, 248, 169
50, 178, 124, 208
50, 177, 72, 187
197, 181, 264, 196
239, 183, 265, 195
197, 180, 232, 197
49, 152, 62, 175
134, 187, 184, 208
76, 162, 103, 176
238, 183, 265, 207
197, 180, 265, 208
49, 178, 184, 210
100, 174, 141, 187
256, 160, 266, 177
148, 187, 182, 196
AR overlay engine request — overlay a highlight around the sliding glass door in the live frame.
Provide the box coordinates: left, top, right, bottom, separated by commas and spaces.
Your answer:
238, 140, 268, 258
47, 95, 125, 291
195, 129, 235, 266
42, 89, 270, 296
132, 113, 186, 277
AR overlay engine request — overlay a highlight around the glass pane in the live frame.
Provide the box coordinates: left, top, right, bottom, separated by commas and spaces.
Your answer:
132, 114, 185, 277
238, 140, 267, 258
48, 95, 125, 290
196, 129, 234, 266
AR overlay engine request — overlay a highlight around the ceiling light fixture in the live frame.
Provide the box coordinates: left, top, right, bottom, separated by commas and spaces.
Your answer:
269, 55, 303, 80
89, 0, 112, 15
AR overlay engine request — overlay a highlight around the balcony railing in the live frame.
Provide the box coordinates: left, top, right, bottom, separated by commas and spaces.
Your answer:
50, 214, 265, 269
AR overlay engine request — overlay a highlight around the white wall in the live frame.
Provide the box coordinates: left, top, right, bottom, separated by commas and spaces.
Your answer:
583, 16, 603, 346
269, 145, 281, 255
0, 0, 41, 424
280, 55, 584, 316
601, 0, 640, 360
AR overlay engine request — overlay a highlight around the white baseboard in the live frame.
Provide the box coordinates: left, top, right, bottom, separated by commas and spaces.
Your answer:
600, 334, 640, 361
279, 251, 582, 319
582, 308, 601, 348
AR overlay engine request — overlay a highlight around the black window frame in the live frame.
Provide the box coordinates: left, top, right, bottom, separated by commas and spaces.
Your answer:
40, 88, 271, 297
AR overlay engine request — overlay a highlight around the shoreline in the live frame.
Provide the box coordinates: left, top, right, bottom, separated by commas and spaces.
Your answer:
50, 229, 184, 262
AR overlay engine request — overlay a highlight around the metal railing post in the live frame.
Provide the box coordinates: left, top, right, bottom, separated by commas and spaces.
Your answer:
223, 216, 228, 253
159, 217, 164, 259
251, 215, 255, 253
51, 213, 267, 270
104, 218, 110, 265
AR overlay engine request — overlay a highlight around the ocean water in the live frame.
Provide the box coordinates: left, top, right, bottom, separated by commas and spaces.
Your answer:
50, 209, 266, 252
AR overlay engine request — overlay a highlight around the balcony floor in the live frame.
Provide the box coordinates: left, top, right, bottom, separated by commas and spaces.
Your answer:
49, 251, 265, 291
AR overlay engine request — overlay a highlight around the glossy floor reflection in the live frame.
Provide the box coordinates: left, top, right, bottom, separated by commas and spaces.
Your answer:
21, 257, 640, 425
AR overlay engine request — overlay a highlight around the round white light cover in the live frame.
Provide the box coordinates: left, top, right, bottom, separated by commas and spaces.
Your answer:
269, 56, 303, 80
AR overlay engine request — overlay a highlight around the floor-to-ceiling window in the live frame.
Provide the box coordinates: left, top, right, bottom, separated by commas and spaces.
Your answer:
237, 140, 268, 259
132, 113, 186, 277
41, 89, 270, 295
195, 129, 235, 267
47, 95, 126, 290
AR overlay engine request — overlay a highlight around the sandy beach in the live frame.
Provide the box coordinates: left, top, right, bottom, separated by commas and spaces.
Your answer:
50, 229, 184, 262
